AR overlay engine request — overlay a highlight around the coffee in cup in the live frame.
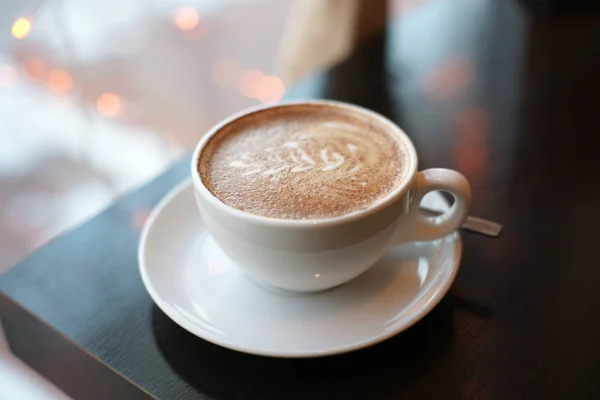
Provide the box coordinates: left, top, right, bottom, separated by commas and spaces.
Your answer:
198, 104, 410, 220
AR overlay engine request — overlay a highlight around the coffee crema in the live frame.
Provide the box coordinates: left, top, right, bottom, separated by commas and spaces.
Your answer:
198, 105, 409, 219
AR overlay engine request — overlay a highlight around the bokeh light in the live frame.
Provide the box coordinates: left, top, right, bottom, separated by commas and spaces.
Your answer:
96, 93, 122, 117
11, 18, 32, 39
255, 75, 285, 103
455, 106, 489, 185
132, 209, 150, 231
392, 0, 428, 16
23, 59, 47, 82
211, 60, 238, 88
0, 64, 18, 86
424, 57, 474, 100
239, 69, 263, 98
174, 7, 200, 31
48, 69, 73, 95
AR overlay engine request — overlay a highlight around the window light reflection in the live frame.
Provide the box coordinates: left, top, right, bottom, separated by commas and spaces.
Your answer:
0, 64, 17, 86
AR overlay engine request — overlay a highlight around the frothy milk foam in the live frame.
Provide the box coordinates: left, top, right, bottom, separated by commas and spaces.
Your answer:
198, 105, 409, 219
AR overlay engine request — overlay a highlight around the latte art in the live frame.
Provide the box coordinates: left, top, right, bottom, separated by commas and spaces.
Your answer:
227, 126, 392, 180
199, 105, 408, 219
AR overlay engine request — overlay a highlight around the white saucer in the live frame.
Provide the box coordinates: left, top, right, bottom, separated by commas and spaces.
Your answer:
138, 179, 461, 358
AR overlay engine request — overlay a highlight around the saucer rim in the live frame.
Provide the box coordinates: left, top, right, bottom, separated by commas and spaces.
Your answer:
138, 178, 462, 358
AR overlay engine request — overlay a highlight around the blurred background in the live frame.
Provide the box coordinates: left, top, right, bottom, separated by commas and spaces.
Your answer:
0, 1, 317, 395
0, 0, 300, 275
0, 0, 427, 275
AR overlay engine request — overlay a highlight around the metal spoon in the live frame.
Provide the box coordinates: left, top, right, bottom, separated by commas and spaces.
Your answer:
420, 207, 502, 237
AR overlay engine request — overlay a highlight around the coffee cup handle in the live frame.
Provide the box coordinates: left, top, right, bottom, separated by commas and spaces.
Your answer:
393, 168, 472, 244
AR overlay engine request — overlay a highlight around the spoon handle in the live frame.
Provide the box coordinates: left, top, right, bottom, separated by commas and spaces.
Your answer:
420, 207, 502, 238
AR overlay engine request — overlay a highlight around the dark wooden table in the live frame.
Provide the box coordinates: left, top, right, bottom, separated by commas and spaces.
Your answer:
3, 1, 600, 399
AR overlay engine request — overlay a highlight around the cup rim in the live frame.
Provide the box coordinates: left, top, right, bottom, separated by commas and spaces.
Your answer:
190, 99, 418, 228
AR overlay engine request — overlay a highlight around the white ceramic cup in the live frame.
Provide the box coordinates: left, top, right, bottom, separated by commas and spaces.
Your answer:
191, 100, 471, 292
